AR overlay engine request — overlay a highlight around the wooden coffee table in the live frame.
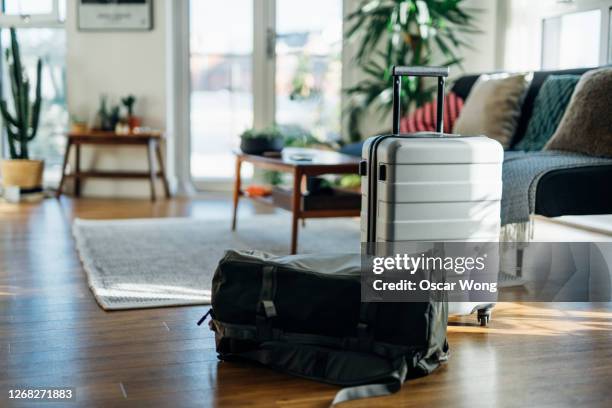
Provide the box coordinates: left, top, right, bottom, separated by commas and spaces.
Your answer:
232, 148, 360, 254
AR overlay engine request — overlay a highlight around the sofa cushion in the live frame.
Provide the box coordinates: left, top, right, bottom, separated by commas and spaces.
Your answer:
451, 67, 596, 148
514, 74, 580, 151
453, 73, 530, 148
545, 68, 612, 158
399, 92, 464, 133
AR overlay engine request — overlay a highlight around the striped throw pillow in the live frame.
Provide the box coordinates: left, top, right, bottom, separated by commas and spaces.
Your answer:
400, 92, 464, 133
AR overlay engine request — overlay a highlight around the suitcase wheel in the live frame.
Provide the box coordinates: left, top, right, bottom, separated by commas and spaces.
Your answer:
477, 308, 492, 327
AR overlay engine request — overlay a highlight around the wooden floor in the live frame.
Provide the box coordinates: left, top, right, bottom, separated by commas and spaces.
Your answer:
1, 197, 611, 407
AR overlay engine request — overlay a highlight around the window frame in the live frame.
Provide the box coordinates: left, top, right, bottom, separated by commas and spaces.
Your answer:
540, 0, 612, 70
0, 0, 63, 28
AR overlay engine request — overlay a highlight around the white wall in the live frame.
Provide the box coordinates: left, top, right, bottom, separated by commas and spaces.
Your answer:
458, 0, 501, 75
66, 0, 167, 198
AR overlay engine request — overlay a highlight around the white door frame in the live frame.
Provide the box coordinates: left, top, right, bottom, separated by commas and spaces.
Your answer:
166, 0, 195, 195
253, 0, 276, 130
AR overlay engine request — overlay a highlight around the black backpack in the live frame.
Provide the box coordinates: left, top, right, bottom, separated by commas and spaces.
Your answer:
201, 250, 449, 405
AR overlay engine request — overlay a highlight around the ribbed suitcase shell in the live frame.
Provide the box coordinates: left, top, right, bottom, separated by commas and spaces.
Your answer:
361, 66, 504, 325
360, 135, 503, 242
360, 133, 503, 324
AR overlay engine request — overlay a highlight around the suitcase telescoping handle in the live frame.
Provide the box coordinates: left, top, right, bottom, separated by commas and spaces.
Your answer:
391, 65, 449, 135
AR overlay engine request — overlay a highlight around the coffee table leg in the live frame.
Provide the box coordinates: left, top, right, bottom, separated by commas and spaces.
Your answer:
231, 156, 242, 231
290, 168, 302, 254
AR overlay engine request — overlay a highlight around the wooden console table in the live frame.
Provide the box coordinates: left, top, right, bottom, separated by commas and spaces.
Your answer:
232, 148, 360, 254
56, 131, 170, 201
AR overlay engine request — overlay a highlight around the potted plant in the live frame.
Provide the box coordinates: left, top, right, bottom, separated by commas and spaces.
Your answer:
344, 0, 478, 141
0, 28, 44, 195
70, 114, 88, 134
239, 126, 284, 155
121, 94, 141, 130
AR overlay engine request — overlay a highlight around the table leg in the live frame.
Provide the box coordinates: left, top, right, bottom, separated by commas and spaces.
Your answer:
74, 143, 81, 197
155, 141, 171, 198
56, 141, 72, 198
231, 157, 242, 231
290, 168, 303, 254
147, 139, 157, 202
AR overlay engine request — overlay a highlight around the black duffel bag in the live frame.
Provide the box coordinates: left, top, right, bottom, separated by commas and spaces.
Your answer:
201, 249, 449, 405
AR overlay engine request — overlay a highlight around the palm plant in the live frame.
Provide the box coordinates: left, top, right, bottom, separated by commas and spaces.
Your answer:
345, 0, 478, 141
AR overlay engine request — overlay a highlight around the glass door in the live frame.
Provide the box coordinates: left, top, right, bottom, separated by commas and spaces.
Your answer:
188, 0, 343, 184
189, 0, 253, 180
275, 0, 342, 142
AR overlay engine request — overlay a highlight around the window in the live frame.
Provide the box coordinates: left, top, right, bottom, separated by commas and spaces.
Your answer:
189, 1, 343, 182
0, 1, 67, 184
275, 0, 342, 142
542, 9, 601, 69
189, 0, 253, 180
0, 0, 63, 26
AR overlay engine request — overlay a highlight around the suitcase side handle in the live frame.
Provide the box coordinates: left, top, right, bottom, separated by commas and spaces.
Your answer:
392, 65, 449, 135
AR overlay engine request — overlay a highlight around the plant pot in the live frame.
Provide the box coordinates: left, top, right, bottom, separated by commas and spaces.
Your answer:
1, 159, 44, 190
128, 115, 142, 131
71, 122, 88, 134
240, 137, 284, 155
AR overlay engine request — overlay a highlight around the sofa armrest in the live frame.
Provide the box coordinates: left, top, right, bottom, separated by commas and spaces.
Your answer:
535, 165, 612, 217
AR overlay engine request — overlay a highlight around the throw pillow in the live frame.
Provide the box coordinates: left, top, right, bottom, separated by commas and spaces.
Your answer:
452, 73, 531, 148
515, 75, 580, 151
400, 92, 464, 133
545, 68, 612, 158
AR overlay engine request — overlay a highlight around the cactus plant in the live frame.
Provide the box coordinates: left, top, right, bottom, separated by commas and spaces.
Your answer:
0, 28, 42, 160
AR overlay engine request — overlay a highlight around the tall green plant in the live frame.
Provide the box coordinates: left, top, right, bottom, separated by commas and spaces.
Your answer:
0, 28, 42, 159
345, 0, 478, 141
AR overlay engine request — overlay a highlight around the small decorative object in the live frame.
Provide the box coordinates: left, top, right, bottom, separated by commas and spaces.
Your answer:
115, 120, 130, 135
70, 115, 88, 133
239, 126, 284, 155
109, 105, 120, 130
244, 185, 272, 198
78, 0, 153, 31
94, 95, 110, 130
121, 94, 141, 130
94, 96, 121, 131
0, 28, 45, 201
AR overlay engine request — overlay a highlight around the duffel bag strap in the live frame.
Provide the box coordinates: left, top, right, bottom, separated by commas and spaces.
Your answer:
331, 358, 408, 406
256, 265, 278, 339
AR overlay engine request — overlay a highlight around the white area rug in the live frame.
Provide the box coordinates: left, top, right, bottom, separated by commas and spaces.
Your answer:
73, 216, 360, 310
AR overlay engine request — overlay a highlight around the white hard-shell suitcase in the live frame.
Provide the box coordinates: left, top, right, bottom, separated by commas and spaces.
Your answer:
360, 66, 504, 326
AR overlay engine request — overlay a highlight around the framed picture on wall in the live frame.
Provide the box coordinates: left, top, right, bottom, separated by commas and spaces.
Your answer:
78, 0, 153, 31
